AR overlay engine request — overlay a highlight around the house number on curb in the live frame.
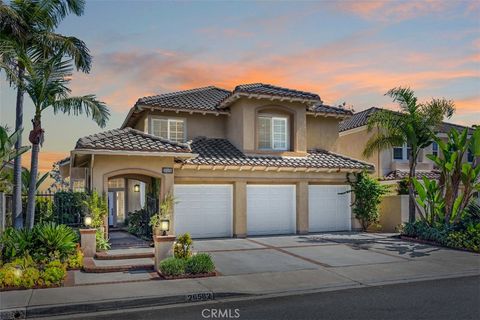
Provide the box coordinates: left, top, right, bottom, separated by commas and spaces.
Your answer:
162, 167, 174, 174
186, 292, 214, 302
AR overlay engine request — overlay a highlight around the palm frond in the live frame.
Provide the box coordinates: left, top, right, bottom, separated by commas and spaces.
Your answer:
363, 131, 405, 158
52, 95, 110, 128
385, 87, 417, 114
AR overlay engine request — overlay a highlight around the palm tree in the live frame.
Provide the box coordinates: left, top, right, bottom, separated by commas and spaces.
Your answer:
0, 125, 30, 174
0, 0, 91, 228
363, 87, 455, 223
21, 168, 49, 194
21, 53, 109, 229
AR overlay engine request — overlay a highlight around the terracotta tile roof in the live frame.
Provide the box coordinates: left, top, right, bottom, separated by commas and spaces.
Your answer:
383, 170, 441, 181
75, 128, 191, 153
339, 107, 474, 133
339, 107, 382, 132
311, 103, 353, 116
179, 137, 373, 170
136, 86, 231, 112
232, 83, 321, 101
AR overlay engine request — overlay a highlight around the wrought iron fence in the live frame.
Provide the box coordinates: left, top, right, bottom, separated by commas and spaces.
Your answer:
4, 192, 88, 228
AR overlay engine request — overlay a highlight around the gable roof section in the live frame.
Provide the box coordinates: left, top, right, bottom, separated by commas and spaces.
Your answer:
178, 137, 373, 171
219, 83, 321, 108
383, 170, 440, 181
75, 128, 191, 154
123, 83, 352, 128
339, 107, 473, 134
339, 107, 382, 132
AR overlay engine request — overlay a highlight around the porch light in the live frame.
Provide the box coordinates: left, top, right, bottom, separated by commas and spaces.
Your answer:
134, 184, 140, 192
84, 216, 92, 228
160, 219, 170, 236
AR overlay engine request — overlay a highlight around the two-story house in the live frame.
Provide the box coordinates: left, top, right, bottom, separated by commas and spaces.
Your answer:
61, 84, 373, 238
336, 107, 475, 181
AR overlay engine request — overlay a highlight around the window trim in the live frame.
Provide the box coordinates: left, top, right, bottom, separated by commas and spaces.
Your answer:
149, 116, 186, 143
257, 115, 289, 151
392, 143, 411, 162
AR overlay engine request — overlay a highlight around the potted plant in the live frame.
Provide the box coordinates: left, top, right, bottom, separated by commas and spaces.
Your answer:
149, 192, 178, 236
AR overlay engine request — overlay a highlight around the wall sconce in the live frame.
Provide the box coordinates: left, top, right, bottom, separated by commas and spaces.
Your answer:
134, 184, 140, 192
160, 219, 170, 236
84, 216, 92, 228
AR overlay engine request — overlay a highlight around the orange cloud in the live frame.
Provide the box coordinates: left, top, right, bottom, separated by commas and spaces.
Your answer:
454, 96, 480, 114
336, 0, 450, 22
22, 151, 69, 173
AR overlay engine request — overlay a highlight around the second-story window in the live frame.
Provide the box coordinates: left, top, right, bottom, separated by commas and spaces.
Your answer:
393, 144, 411, 161
151, 118, 185, 143
257, 116, 288, 151
468, 149, 474, 163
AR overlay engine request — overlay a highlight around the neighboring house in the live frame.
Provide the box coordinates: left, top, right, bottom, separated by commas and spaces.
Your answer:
336, 107, 475, 181
61, 83, 373, 238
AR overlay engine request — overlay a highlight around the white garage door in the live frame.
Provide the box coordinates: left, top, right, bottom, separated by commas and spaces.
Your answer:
308, 185, 351, 232
174, 185, 232, 238
247, 185, 296, 236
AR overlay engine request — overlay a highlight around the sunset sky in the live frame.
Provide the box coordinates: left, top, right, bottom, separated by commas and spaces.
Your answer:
0, 0, 479, 172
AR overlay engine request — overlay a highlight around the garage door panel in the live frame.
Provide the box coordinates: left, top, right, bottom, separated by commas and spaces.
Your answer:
247, 185, 296, 236
309, 185, 351, 232
174, 185, 232, 238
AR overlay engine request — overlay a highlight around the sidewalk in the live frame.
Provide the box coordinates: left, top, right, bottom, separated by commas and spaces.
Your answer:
1, 233, 479, 319
1, 257, 478, 319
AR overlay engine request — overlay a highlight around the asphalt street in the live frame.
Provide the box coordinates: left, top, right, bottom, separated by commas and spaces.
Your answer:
45, 276, 480, 320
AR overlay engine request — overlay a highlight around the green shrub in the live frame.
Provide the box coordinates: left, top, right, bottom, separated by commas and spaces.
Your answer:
185, 253, 215, 274
34, 223, 78, 260
159, 257, 185, 276
83, 191, 107, 228
174, 233, 193, 259
53, 191, 88, 225
67, 247, 84, 269
41, 260, 66, 286
0, 255, 39, 289
96, 230, 111, 251
127, 208, 152, 240
346, 171, 390, 231
0, 227, 35, 262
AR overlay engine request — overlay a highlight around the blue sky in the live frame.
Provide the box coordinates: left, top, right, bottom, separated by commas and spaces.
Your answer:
0, 0, 479, 171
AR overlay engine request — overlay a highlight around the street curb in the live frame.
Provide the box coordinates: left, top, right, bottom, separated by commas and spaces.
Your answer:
0, 292, 255, 319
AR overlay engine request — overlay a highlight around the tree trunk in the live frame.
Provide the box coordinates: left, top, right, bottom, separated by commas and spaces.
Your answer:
408, 155, 416, 223
12, 65, 25, 229
25, 115, 43, 229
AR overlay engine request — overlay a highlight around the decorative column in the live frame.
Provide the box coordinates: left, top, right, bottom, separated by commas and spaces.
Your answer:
153, 235, 176, 272
233, 181, 247, 238
296, 181, 309, 234
80, 229, 97, 257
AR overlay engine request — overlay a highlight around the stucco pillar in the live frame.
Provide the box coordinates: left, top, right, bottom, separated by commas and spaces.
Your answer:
80, 229, 96, 257
153, 235, 175, 273
296, 181, 309, 234
233, 181, 247, 238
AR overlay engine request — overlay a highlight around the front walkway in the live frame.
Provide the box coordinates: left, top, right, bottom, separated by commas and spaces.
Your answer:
108, 230, 150, 249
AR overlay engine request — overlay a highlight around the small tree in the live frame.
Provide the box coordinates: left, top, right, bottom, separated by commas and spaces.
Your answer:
346, 171, 390, 231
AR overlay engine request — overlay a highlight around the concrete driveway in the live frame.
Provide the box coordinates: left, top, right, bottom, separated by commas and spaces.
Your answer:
194, 233, 480, 281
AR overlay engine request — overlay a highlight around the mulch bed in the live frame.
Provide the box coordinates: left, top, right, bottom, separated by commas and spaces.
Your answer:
400, 235, 479, 254
157, 271, 217, 280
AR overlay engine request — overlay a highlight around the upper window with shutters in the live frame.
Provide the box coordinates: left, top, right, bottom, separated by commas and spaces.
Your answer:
150, 117, 186, 143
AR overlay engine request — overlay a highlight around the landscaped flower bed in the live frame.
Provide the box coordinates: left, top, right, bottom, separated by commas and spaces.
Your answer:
158, 253, 217, 280
0, 223, 84, 291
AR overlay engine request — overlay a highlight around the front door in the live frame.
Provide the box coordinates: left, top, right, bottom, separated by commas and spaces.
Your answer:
108, 191, 125, 227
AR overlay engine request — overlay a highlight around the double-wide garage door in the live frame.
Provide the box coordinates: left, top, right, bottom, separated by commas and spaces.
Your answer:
174, 185, 232, 238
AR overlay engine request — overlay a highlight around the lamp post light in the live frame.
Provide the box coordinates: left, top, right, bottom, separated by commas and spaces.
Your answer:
160, 219, 170, 236
84, 215, 92, 228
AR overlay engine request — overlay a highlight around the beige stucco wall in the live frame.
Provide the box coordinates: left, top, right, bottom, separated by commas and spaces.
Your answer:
135, 111, 227, 141
306, 116, 340, 151
336, 127, 380, 177
379, 195, 409, 232
226, 98, 308, 154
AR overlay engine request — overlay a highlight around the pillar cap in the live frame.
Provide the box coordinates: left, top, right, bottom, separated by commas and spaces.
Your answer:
154, 235, 176, 242
79, 228, 96, 234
